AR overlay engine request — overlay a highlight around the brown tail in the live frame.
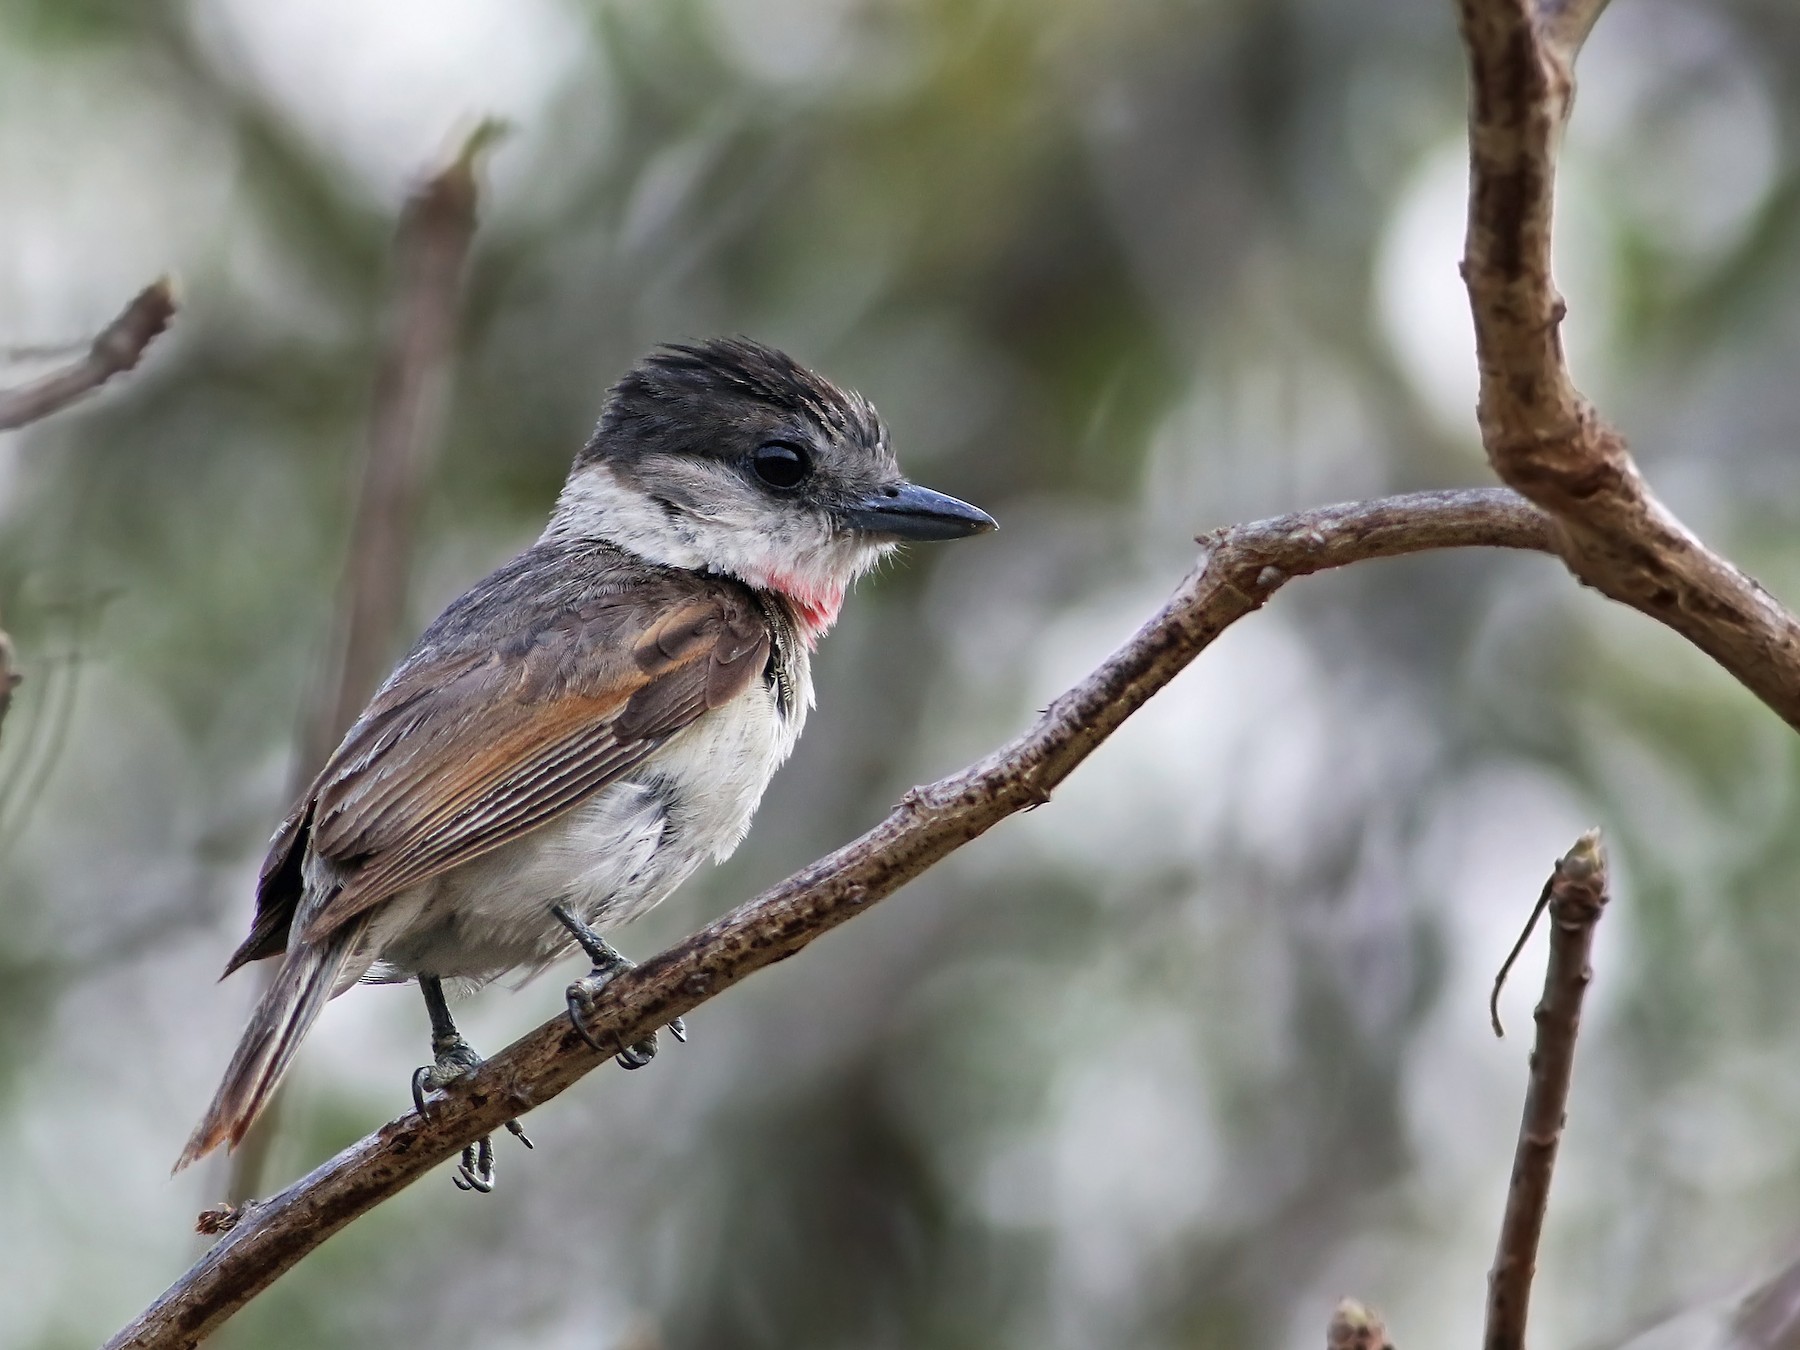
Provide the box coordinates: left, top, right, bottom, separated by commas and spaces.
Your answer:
175, 916, 369, 1172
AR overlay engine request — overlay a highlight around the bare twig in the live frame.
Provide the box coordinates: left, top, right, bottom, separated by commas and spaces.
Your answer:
305, 120, 504, 765
0, 281, 176, 431
1488, 874, 1554, 1037
105, 488, 1556, 1349
1, 337, 91, 363
0, 623, 16, 750
1328, 1299, 1394, 1350
1457, 0, 1800, 733
1484, 829, 1610, 1350
224, 122, 501, 1204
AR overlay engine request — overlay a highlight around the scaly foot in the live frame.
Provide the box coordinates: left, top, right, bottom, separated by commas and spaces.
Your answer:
552, 903, 687, 1068
413, 975, 533, 1193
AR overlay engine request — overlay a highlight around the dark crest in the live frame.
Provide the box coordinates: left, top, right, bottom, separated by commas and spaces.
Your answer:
582, 338, 887, 467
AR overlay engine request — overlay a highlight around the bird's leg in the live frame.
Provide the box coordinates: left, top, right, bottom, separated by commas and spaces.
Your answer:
552, 903, 687, 1070
415, 973, 483, 1089
410, 974, 533, 1194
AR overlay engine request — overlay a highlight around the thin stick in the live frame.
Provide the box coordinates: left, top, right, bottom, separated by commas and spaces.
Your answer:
224, 122, 501, 1205
0, 281, 176, 430
0, 623, 15, 750
1484, 829, 1610, 1350
304, 119, 505, 767
104, 488, 1556, 1350
1488, 875, 1554, 1037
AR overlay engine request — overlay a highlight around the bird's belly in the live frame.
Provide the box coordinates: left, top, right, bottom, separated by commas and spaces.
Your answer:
366, 680, 803, 986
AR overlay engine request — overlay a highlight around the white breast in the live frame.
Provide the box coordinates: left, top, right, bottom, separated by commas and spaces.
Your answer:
362, 658, 812, 988
650, 660, 809, 865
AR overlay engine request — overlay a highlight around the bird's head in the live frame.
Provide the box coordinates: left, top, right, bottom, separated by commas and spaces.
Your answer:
548, 338, 996, 644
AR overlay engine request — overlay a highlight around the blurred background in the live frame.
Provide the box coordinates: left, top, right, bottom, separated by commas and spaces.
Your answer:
3, 0, 1800, 1346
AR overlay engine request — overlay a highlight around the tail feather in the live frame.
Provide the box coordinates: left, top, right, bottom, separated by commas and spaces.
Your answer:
175, 917, 369, 1173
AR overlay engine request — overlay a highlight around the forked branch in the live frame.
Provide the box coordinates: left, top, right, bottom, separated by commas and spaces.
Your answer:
1457, 0, 1800, 730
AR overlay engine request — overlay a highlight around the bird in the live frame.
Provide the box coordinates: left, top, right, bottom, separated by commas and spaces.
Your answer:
177, 338, 995, 1189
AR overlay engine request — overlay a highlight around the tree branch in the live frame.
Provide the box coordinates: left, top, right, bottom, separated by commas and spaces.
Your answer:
309, 121, 504, 760
224, 121, 501, 1205
1484, 830, 1610, 1350
1456, 0, 1800, 733
0, 624, 17, 750
104, 487, 1555, 1349
0, 281, 177, 753
0, 281, 176, 431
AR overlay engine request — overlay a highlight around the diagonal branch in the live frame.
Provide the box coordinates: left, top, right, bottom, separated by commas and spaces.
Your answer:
1484, 830, 1610, 1350
104, 487, 1555, 1349
1456, 0, 1800, 733
0, 281, 176, 431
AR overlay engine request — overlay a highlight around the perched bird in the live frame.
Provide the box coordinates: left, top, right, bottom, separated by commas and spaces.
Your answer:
178, 339, 994, 1188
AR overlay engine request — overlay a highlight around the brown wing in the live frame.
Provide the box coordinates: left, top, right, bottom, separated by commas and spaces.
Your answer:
233, 578, 769, 961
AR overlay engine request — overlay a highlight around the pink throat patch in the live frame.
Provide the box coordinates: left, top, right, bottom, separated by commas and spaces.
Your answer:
759, 571, 845, 648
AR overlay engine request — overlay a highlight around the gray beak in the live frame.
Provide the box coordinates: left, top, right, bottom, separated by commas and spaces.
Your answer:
843, 482, 997, 541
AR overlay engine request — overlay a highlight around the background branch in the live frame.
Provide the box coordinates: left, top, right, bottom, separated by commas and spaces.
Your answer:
1457, 0, 1800, 733
0, 626, 16, 750
1484, 830, 1611, 1350
224, 122, 498, 1204
105, 487, 1555, 1349
306, 121, 502, 764
0, 280, 176, 753
0, 280, 175, 431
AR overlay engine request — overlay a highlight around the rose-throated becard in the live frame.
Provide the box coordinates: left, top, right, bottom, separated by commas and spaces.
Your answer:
178, 339, 995, 1188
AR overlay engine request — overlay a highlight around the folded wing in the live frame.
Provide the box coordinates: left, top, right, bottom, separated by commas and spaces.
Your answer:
225, 577, 771, 971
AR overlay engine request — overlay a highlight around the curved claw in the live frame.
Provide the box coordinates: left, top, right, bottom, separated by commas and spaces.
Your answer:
565, 972, 681, 1068
411, 1066, 434, 1119
505, 1119, 534, 1149
615, 1032, 658, 1071
565, 983, 611, 1054
454, 1136, 496, 1193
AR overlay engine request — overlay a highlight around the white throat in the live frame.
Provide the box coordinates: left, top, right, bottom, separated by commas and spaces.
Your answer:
542, 463, 889, 644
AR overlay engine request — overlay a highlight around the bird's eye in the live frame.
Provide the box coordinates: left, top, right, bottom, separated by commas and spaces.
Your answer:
750, 441, 811, 491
